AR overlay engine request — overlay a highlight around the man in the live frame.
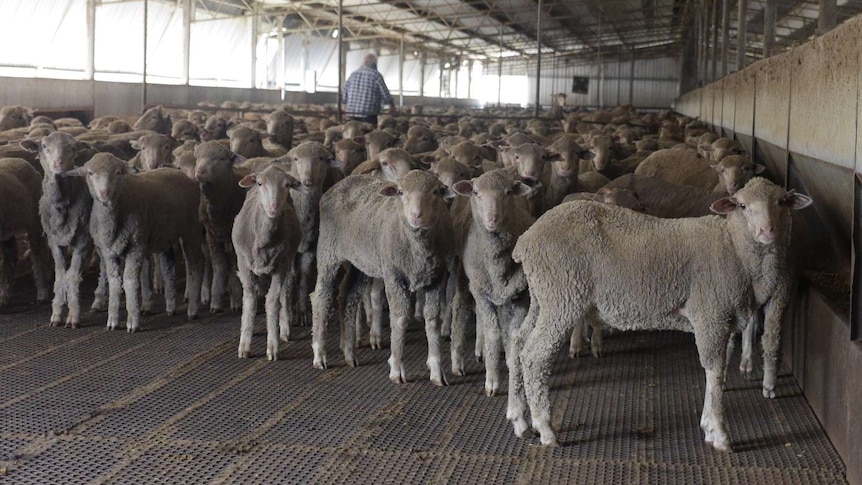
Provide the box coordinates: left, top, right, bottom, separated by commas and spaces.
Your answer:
342, 53, 396, 126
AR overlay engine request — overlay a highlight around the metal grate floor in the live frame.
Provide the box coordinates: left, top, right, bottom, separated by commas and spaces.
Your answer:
0, 275, 847, 484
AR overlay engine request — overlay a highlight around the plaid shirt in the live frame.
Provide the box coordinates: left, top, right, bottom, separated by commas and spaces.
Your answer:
342, 65, 393, 117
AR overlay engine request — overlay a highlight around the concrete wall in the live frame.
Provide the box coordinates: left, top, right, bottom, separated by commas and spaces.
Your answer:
675, 16, 861, 485
0, 77, 481, 118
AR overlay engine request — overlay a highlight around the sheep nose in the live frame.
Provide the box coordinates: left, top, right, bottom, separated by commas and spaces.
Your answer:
99, 190, 108, 199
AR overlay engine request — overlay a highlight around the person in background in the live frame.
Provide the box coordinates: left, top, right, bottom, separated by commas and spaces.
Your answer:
342, 53, 397, 126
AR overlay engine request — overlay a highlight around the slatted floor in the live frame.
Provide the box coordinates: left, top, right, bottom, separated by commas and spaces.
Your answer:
0, 274, 847, 484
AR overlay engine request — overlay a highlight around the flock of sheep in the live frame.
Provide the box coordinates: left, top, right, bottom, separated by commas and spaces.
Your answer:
0, 100, 813, 453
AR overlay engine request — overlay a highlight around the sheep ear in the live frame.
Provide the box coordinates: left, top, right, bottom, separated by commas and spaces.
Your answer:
780, 191, 813, 210
353, 136, 366, 144
580, 151, 595, 161
753, 164, 766, 174
710, 163, 722, 172
238, 174, 257, 188
441, 186, 457, 200
19, 139, 39, 153
64, 167, 87, 177
451, 180, 473, 196
709, 197, 738, 214
230, 154, 246, 165
511, 181, 532, 196
542, 150, 562, 162
327, 157, 343, 169
379, 184, 400, 197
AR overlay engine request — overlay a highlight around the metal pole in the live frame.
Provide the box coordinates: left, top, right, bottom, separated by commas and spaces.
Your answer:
710, 0, 718, 81
85, 0, 95, 80
337, 0, 343, 121
439, 61, 444, 97
597, 13, 603, 109
454, 57, 460, 98
615, 58, 621, 106
467, 59, 473, 100
399, 35, 405, 108
250, 5, 257, 89
629, 50, 634, 105
142, 0, 148, 112
419, 54, 425, 97
497, 25, 503, 106
277, 16, 285, 102
736, 0, 748, 71
300, 34, 308, 92
721, 0, 729, 76
818, 0, 836, 36
764, 0, 776, 57
534, 0, 543, 118
181, 0, 191, 84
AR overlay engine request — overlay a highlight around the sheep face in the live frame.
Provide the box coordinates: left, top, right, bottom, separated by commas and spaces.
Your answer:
506, 144, 559, 182
333, 138, 366, 171
0, 105, 33, 131
710, 177, 812, 245
589, 135, 614, 171
342, 121, 366, 140
380, 170, 453, 230
133, 106, 171, 134
70, 153, 131, 204
131, 134, 176, 171
711, 155, 765, 194
187, 110, 208, 127
365, 131, 398, 160
429, 157, 471, 189
194, 142, 241, 183
594, 187, 646, 213
239, 165, 300, 219
403, 127, 437, 154
286, 142, 336, 189
266, 111, 294, 142
452, 171, 531, 232
446, 141, 484, 168
20, 131, 83, 175
229, 127, 265, 158
377, 148, 413, 182
201, 116, 228, 141
171, 120, 199, 142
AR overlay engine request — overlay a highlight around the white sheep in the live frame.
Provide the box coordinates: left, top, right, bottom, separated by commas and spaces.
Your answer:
69, 154, 206, 332
311, 171, 455, 385
233, 164, 302, 360
507, 177, 812, 451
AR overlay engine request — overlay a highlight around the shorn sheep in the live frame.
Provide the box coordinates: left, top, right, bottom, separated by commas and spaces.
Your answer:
508, 177, 812, 452
311, 171, 454, 385
233, 164, 302, 360
70, 154, 205, 332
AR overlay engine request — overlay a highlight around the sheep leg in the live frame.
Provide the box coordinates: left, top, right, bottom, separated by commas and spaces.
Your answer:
49, 243, 69, 326
182, 238, 204, 320
139, 257, 153, 315
423, 281, 448, 386
123, 253, 144, 333
521, 304, 578, 447
339, 267, 365, 367
152, 254, 163, 295
508, 300, 538, 438
279, 265, 295, 342
476, 297, 503, 396
413, 289, 425, 322
297, 251, 317, 327
64, 247, 88, 328
103, 254, 123, 330
27, 232, 50, 303
0, 238, 18, 307
475, 306, 485, 362
589, 322, 603, 358
158, 249, 178, 316
761, 292, 788, 399
200, 241, 212, 306
384, 278, 411, 384
739, 314, 756, 377
441, 264, 457, 339
265, 273, 285, 361
91, 252, 108, 312
237, 268, 257, 359
693, 321, 731, 451
357, 280, 373, 346
369, 278, 385, 349
228, 258, 242, 312
208, 238, 228, 312
568, 322, 587, 358
311, 258, 341, 370
450, 268, 472, 376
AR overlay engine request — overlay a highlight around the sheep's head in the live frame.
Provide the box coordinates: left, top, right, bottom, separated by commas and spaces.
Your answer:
594, 187, 646, 213
711, 155, 765, 195
201, 116, 228, 141
636, 138, 658, 153
503, 143, 559, 181
342, 121, 367, 140
67, 153, 132, 204
228, 126, 267, 158
238, 164, 301, 219
333, 138, 366, 172
588, 135, 614, 171
710, 177, 812, 245
20, 131, 87, 175
0, 105, 33, 131
403, 126, 438, 154
365, 130, 398, 159
445, 141, 484, 168
171, 120, 200, 142
429, 156, 472, 189
193, 141, 243, 183
266, 111, 294, 146
704, 137, 745, 161
379, 170, 454, 230
452, 169, 532, 232
133, 106, 172, 134
187, 110, 209, 127
284, 142, 339, 189
130, 134, 178, 171
548, 136, 587, 177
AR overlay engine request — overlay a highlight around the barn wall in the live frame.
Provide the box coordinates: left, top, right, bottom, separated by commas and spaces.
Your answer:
675, 16, 862, 485
0, 77, 480, 118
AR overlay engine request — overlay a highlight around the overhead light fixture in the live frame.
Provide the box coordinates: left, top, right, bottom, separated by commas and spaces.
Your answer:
462, 59, 469, 66
413, 50, 419, 57
331, 29, 339, 38
444, 62, 451, 69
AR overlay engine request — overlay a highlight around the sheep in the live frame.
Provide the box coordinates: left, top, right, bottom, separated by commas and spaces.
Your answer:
562, 187, 646, 213
282, 142, 342, 327
342, 120, 367, 140
107, 120, 132, 134
0, 157, 50, 307
0, 106, 33, 131
19, 133, 107, 324
350, 147, 415, 180
128, 134, 180, 172
428, 156, 472, 190
364, 130, 399, 160
171, 120, 200, 142
200, 116, 229, 141
233, 164, 302, 360
507, 177, 812, 451
403, 125, 439, 154
133, 106, 172, 135
700, 137, 744, 161
636, 149, 765, 194
265, 110, 294, 152
332, 137, 367, 176
449, 170, 534, 395
193, 141, 247, 313
229, 126, 284, 159
69, 154, 205, 332
187, 110, 209, 127
444, 141, 488, 168
600, 174, 727, 218
500, 143, 561, 217
311, 171, 455, 385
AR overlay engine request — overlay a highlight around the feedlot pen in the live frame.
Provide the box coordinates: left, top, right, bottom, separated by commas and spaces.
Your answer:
0, 276, 846, 484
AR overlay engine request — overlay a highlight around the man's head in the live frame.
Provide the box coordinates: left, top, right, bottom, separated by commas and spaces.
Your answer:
363, 53, 377, 68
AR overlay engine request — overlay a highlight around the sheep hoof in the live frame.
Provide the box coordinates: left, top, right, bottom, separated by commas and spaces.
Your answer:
370, 334, 382, 350
210, 306, 224, 314
230, 304, 241, 313
347, 356, 359, 368
238, 350, 250, 359
166, 310, 175, 317
591, 348, 602, 358
280, 334, 290, 343
90, 301, 107, 312
389, 364, 407, 384
739, 360, 754, 377
126, 326, 138, 334
313, 359, 328, 370
485, 387, 497, 397
65, 320, 78, 329
541, 437, 560, 447
762, 387, 776, 399
512, 418, 530, 438
50, 320, 62, 328
451, 365, 465, 377
266, 351, 278, 362
430, 374, 449, 387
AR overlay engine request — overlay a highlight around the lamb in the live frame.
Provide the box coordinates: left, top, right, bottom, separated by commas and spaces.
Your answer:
364, 130, 399, 160
444, 141, 487, 168
332, 137, 367, 176
19, 133, 107, 324
128, 134, 179, 171
233, 164, 302, 360
428, 156, 472, 189
601, 174, 728, 218
265, 110, 294, 152
0, 157, 50, 307
194, 141, 248, 312
229, 126, 284, 158
500, 143, 561, 217
350, 147, 415, 180
635, 150, 764, 194
507, 177, 812, 451
449, 170, 534, 395
311, 171, 455, 385
200, 116, 229, 141
171, 120, 200, 142
68, 154, 206, 331
133, 106, 172, 135
700, 137, 744, 161
0, 106, 33, 131
402, 125, 439, 154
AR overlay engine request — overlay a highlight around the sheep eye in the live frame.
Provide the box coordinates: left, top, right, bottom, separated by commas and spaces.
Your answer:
472, 190, 478, 196
739, 204, 747, 209
397, 189, 403, 196
87, 171, 93, 176
381, 161, 389, 166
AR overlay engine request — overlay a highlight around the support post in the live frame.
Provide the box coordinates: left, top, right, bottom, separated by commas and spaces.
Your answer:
467, 59, 473, 100
736, 0, 748, 71
497, 26, 503, 106
181, 0, 191, 84
337, 0, 343, 121
534, 0, 543, 118
142, 0, 148, 112
818, 0, 837, 35
710, 0, 718, 81
721, 0, 729, 76
419, 54, 425, 97
629, 51, 635, 104
399, 36, 405, 108
277, 15, 285, 102
86, 0, 95, 80
764, 0, 776, 57
250, 5, 257, 89
597, 13, 603, 109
